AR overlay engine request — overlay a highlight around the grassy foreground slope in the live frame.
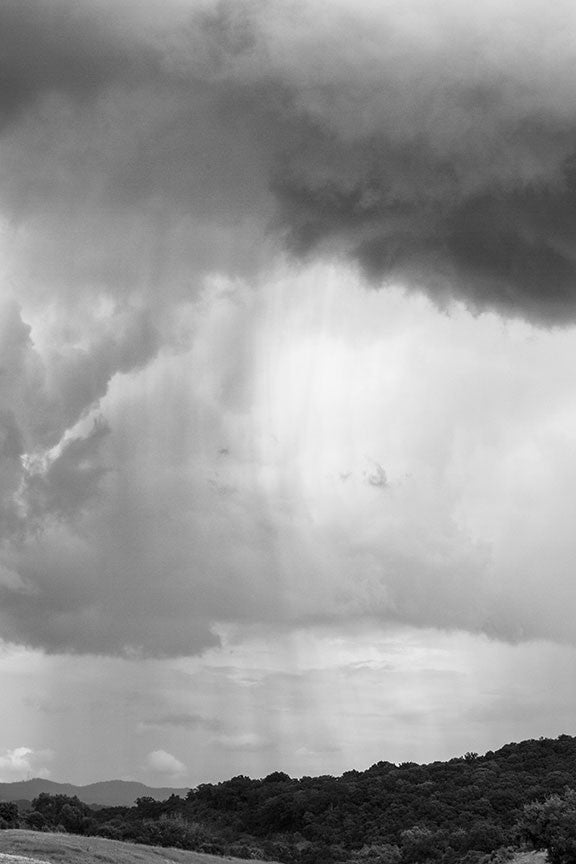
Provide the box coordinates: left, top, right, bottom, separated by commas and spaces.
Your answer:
507, 857, 545, 864
0, 830, 255, 864
0, 833, 547, 864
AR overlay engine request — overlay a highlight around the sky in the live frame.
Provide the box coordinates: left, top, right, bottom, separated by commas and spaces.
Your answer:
2, 0, 576, 787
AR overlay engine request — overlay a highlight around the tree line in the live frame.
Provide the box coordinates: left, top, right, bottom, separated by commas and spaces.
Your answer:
4, 734, 576, 864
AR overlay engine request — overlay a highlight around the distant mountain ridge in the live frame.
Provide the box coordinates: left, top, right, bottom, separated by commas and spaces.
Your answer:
0, 778, 189, 806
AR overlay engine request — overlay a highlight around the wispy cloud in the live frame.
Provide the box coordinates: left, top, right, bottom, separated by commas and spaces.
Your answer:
139, 713, 222, 732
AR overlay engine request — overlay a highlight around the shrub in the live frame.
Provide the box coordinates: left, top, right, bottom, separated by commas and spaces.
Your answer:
517, 788, 576, 864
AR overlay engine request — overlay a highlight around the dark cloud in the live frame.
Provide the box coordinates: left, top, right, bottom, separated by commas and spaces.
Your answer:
187, 0, 576, 325
348, 186, 576, 324
3, 0, 576, 323
0, 300, 159, 538
0, 0, 154, 128
0, 543, 222, 658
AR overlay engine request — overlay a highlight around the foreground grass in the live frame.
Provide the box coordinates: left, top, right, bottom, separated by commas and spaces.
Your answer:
508, 855, 546, 864
0, 830, 251, 864
0, 832, 548, 864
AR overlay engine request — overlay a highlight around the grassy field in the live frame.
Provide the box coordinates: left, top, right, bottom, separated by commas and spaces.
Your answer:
508, 855, 546, 864
0, 831, 252, 864
0, 832, 548, 864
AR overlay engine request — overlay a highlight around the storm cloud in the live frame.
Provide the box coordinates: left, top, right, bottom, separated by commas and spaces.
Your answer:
2, 0, 576, 659
2, 1, 576, 320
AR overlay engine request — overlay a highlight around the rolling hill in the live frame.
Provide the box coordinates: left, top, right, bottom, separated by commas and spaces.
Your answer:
0, 779, 188, 807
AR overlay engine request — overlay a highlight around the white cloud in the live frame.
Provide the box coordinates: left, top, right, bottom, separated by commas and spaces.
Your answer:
2, 264, 576, 656
145, 749, 186, 779
0, 746, 53, 782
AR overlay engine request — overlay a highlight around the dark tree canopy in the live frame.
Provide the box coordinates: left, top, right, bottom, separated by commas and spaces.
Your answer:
6, 734, 576, 864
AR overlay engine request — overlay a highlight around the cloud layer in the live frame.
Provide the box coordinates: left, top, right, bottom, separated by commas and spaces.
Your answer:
3, 1, 576, 320
2, 0, 576, 658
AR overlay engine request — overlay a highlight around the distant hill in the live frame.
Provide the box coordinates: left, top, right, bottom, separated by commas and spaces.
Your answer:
0, 778, 189, 807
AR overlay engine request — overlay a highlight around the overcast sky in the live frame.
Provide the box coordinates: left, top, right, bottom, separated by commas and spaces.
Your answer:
2, 0, 576, 787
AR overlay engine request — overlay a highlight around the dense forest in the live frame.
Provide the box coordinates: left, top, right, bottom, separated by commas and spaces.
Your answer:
4, 734, 576, 864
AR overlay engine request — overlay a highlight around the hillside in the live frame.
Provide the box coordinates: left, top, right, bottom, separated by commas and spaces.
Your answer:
4, 735, 576, 864
0, 830, 255, 864
0, 780, 188, 807
117, 733, 576, 863
179, 734, 576, 840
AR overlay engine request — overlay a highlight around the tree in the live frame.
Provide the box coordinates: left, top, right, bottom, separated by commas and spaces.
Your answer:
60, 802, 87, 834
351, 843, 401, 864
0, 802, 18, 828
464, 753, 479, 763
31, 793, 91, 833
517, 788, 576, 864
135, 796, 163, 819
263, 772, 292, 784
26, 810, 47, 830
400, 826, 440, 863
